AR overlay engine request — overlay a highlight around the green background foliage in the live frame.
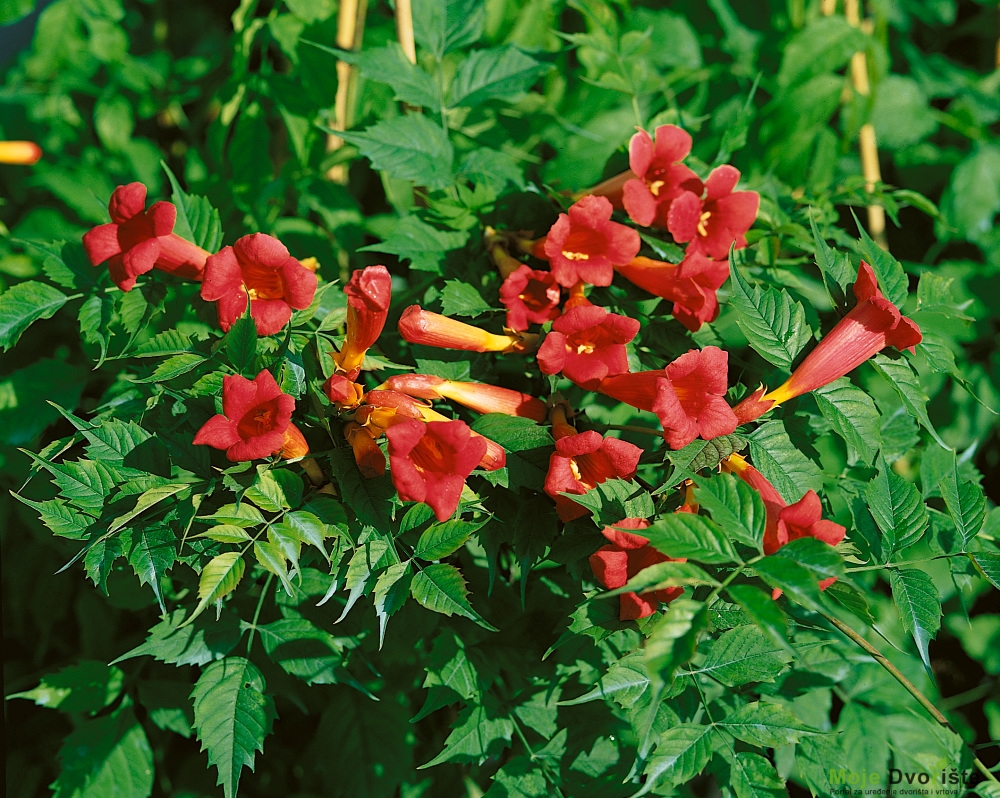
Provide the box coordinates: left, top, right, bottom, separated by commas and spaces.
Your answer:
2, 0, 999, 796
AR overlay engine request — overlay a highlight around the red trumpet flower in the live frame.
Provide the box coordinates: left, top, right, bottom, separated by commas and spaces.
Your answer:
382, 374, 547, 423
544, 429, 642, 522
621, 125, 703, 228
615, 252, 730, 331
201, 233, 318, 336
537, 305, 640, 390
667, 165, 759, 259
193, 370, 307, 462
589, 518, 685, 620
386, 418, 487, 522
83, 182, 210, 292
724, 453, 845, 597
333, 265, 392, 378
598, 346, 738, 449
733, 261, 922, 424
399, 306, 539, 354
543, 195, 641, 288
499, 265, 562, 331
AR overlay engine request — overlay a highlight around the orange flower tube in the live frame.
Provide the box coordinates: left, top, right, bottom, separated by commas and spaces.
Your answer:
382, 374, 548, 422
0, 140, 42, 165
398, 306, 539, 354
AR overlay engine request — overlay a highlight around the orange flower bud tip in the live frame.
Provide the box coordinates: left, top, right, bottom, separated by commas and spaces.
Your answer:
0, 140, 42, 165
299, 257, 320, 273
279, 423, 310, 460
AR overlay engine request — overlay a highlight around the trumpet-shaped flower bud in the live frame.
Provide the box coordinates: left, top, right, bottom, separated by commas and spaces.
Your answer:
344, 422, 386, 478
589, 518, 685, 620
201, 233, 318, 336
399, 306, 539, 354
537, 305, 640, 390
598, 346, 738, 449
621, 126, 703, 228
0, 140, 42, 164
724, 453, 845, 596
83, 182, 210, 292
278, 423, 310, 459
324, 374, 365, 410
333, 265, 392, 378
543, 195, 641, 288
193, 370, 300, 461
499, 265, 562, 331
615, 252, 730, 331
383, 374, 547, 422
386, 418, 487, 521
732, 261, 922, 424
544, 430, 642, 522
667, 165, 760, 259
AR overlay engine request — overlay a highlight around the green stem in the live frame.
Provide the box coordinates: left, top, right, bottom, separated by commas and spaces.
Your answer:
511, 717, 567, 798
245, 573, 274, 656
825, 613, 999, 784
846, 554, 954, 573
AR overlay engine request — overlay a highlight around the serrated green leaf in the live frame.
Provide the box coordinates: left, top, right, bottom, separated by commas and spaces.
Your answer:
198, 502, 266, 528
78, 293, 112, 364
718, 701, 818, 747
753, 555, 827, 612
415, 518, 487, 560
419, 702, 513, 768
326, 41, 441, 107
449, 46, 549, 107
664, 434, 748, 485
359, 215, 468, 273
870, 353, 949, 450
191, 657, 276, 798
939, 452, 987, 548
866, 461, 929, 555
254, 539, 295, 595
810, 215, 853, 309
604, 561, 719, 597
336, 537, 394, 622
410, 563, 497, 631
223, 313, 258, 374
969, 552, 1000, 590
130, 329, 198, 357
257, 618, 348, 685
693, 470, 766, 549
0, 280, 69, 351
413, 0, 484, 59
813, 378, 882, 460
112, 610, 242, 667
182, 552, 246, 627
643, 599, 708, 686
560, 653, 650, 708
440, 279, 491, 317
330, 448, 396, 530
729, 750, 786, 798
245, 468, 302, 513
728, 257, 812, 371
20, 239, 98, 291
691, 624, 793, 686
109, 483, 188, 533
853, 211, 909, 308
163, 161, 223, 251
52, 703, 153, 798
630, 724, 712, 797
726, 584, 792, 652
8, 660, 124, 714
643, 513, 739, 564
340, 115, 454, 190
127, 524, 176, 613
889, 567, 941, 669
131, 352, 207, 383
374, 562, 412, 648
747, 420, 823, 503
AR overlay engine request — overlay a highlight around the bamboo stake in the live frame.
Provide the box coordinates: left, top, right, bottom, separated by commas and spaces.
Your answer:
395, 0, 417, 64
325, 0, 367, 183
842, 0, 888, 249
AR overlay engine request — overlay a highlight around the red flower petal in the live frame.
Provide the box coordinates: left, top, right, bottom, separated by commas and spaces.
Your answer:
108, 182, 147, 224
193, 414, 241, 450
666, 191, 703, 242
82, 223, 122, 266
201, 247, 243, 302
147, 201, 177, 237
250, 298, 294, 335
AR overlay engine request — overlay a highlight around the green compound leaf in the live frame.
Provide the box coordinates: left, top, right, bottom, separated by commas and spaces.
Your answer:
728, 750, 786, 798
0, 280, 69, 351
727, 256, 812, 371
642, 513, 739, 564
889, 567, 941, 669
969, 551, 1000, 590
126, 524, 177, 614
113, 610, 242, 668
866, 460, 929, 556
630, 724, 713, 797
374, 562, 413, 647
560, 652, 650, 708
359, 215, 468, 273
813, 378, 882, 461
191, 657, 277, 798
716, 701, 819, 747
319, 41, 442, 107
419, 702, 513, 769
339, 115, 454, 190
257, 618, 349, 686
747, 420, 823, 504
181, 552, 246, 628
448, 45, 550, 108
410, 563, 497, 631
